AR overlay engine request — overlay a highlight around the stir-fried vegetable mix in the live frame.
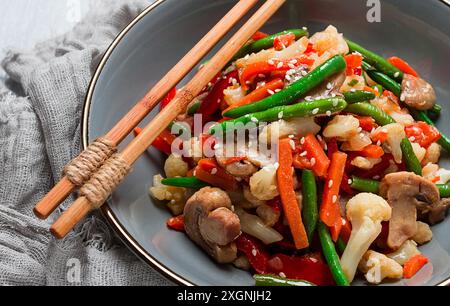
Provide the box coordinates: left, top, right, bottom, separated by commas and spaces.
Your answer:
145, 25, 450, 286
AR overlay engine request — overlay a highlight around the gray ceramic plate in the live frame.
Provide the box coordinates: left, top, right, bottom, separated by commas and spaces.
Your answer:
82, 0, 450, 285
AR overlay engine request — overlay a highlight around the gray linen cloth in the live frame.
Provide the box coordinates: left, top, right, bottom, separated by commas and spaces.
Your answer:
0, 0, 171, 285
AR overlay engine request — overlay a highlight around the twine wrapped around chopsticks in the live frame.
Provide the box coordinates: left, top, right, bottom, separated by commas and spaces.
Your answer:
40, 0, 287, 239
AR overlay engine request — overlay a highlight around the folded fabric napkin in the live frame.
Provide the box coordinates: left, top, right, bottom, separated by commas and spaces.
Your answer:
0, 0, 171, 285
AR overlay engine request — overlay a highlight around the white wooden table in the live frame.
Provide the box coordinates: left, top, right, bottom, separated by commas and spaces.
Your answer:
0, 0, 91, 81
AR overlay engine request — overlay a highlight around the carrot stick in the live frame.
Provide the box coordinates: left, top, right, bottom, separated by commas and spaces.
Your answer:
222, 78, 284, 114
403, 254, 429, 279
303, 134, 331, 177
320, 151, 347, 241
277, 138, 309, 249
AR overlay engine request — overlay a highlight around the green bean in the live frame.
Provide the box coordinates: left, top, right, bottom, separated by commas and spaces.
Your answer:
187, 100, 201, 115
437, 184, 450, 198
161, 177, 208, 189
350, 176, 380, 193
362, 61, 401, 97
223, 55, 347, 118
210, 97, 347, 135
400, 138, 423, 175
344, 102, 395, 126
430, 104, 442, 115
254, 274, 315, 286
232, 28, 309, 61
346, 39, 403, 81
336, 237, 347, 255
317, 221, 350, 286
409, 108, 450, 153
342, 90, 376, 104
301, 170, 318, 244
350, 176, 449, 198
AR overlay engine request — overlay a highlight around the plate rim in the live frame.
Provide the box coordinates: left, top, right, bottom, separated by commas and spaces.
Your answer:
81, 0, 450, 286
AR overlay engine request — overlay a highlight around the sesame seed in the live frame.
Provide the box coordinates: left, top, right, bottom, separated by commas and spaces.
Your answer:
246, 81, 251, 85
274, 162, 279, 169
326, 110, 332, 117
211, 168, 218, 175
288, 134, 295, 138
251, 117, 258, 123
300, 151, 307, 157
285, 75, 292, 81
278, 111, 284, 119
409, 136, 416, 142
305, 96, 313, 101
288, 63, 296, 69
207, 82, 212, 87
310, 157, 316, 166
373, 175, 380, 180
268, 59, 275, 65
258, 73, 265, 78
279, 272, 287, 278
277, 62, 284, 69
400, 93, 406, 101
236, 177, 242, 182
275, 89, 281, 93
300, 137, 305, 144
332, 100, 338, 107
348, 178, 353, 185
357, 127, 362, 132
394, 72, 400, 78
170, 199, 176, 204
268, 89, 275, 95
350, 88, 356, 92
326, 82, 333, 90
301, 70, 308, 76
377, 140, 382, 146
328, 180, 333, 188
332, 195, 337, 203
193, 170, 197, 176
317, 135, 323, 141
302, 26, 308, 30
290, 59, 298, 64
312, 108, 319, 115
331, 93, 336, 97
289, 140, 296, 150
251, 249, 257, 256
359, 133, 365, 138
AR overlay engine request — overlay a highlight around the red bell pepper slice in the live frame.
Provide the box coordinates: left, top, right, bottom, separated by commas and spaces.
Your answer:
405, 121, 441, 148
267, 253, 335, 286
304, 43, 316, 55
197, 70, 239, 122
344, 54, 363, 76
236, 234, 270, 274
356, 116, 376, 132
166, 215, 185, 232
159, 87, 177, 110
251, 31, 268, 41
387, 56, 419, 78
273, 33, 296, 51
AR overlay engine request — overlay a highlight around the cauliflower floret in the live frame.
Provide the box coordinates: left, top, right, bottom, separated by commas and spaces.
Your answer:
309, 25, 349, 56
370, 96, 401, 115
323, 115, 360, 141
358, 250, 403, 284
410, 142, 426, 163
149, 174, 187, 215
390, 111, 415, 126
259, 117, 320, 144
412, 221, 433, 245
339, 75, 365, 93
351, 156, 382, 170
164, 154, 189, 178
249, 165, 279, 201
224, 85, 246, 106
372, 123, 405, 163
422, 163, 439, 181
340, 193, 392, 282
436, 168, 450, 184
387, 240, 420, 265
341, 131, 372, 151
422, 143, 441, 165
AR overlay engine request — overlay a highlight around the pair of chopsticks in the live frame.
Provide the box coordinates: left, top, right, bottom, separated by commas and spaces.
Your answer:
34, 0, 286, 238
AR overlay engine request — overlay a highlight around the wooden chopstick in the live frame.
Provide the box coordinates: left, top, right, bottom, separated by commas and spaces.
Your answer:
50, 0, 286, 238
33, 0, 259, 220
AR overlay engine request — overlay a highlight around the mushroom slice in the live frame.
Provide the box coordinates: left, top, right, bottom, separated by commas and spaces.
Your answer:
184, 187, 241, 263
401, 74, 436, 110
379, 171, 446, 250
